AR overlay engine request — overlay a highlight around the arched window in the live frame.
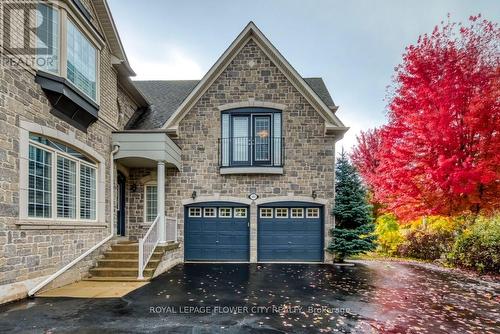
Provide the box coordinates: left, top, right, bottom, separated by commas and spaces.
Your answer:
28, 134, 97, 220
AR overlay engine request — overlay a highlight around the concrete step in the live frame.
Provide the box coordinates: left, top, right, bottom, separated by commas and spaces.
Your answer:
110, 244, 139, 252
89, 267, 155, 278
97, 259, 159, 269
103, 251, 163, 260
83, 276, 149, 282
157, 243, 180, 252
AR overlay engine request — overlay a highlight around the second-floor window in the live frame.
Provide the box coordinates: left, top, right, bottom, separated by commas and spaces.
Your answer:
220, 108, 283, 167
37, 3, 98, 102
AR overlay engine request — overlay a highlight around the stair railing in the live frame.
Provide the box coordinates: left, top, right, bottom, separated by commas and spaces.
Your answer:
138, 214, 160, 279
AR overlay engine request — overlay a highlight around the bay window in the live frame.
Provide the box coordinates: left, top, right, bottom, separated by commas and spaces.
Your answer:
66, 20, 97, 100
37, 3, 98, 102
219, 108, 283, 168
28, 134, 97, 221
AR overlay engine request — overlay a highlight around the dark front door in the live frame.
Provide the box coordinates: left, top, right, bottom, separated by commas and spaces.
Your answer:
258, 203, 323, 262
184, 203, 250, 261
117, 172, 126, 236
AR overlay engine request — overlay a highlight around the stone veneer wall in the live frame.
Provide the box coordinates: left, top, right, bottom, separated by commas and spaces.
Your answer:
0, 2, 138, 304
128, 39, 337, 262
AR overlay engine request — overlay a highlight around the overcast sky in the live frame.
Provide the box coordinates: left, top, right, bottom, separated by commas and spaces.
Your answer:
108, 0, 499, 151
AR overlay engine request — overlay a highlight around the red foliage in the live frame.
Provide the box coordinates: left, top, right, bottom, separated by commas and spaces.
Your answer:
352, 15, 500, 221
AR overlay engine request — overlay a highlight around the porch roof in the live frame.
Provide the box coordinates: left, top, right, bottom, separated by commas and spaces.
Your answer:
112, 130, 181, 169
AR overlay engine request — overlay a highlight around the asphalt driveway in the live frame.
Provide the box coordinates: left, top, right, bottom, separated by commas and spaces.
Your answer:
0, 262, 498, 333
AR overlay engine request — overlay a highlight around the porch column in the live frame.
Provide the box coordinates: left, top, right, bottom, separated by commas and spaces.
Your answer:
157, 161, 166, 244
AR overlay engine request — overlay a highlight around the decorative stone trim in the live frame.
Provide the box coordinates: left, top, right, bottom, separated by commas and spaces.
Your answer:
139, 171, 157, 184
15, 221, 107, 230
220, 167, 283, 175
217, 99, 287, 112
254, 196, 329, 206
181, 195, 253, 206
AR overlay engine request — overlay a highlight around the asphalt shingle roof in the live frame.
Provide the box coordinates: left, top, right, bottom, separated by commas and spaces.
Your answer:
126, 78, 335, 130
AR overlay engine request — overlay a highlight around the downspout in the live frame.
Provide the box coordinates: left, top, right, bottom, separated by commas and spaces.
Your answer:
28, 144, 120, 297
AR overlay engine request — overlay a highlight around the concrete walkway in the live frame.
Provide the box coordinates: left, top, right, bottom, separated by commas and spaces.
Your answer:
37, 281, 148, 298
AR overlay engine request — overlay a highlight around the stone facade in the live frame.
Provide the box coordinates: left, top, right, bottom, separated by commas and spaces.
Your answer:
0, 1, 140, 304
127, 39, 336, 262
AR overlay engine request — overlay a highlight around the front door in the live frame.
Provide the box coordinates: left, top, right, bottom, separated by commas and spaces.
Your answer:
117, 172, 126, 236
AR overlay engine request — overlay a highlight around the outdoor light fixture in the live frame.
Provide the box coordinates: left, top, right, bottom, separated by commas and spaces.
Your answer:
192, 191, 197, 199
312, 190, 317, 199
248, 193, 259, 201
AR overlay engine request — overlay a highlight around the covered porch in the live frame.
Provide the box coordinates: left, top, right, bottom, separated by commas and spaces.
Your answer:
111, 130, 181, 279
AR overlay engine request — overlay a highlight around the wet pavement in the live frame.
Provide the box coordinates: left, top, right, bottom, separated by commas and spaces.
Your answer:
0, 261, 498, 333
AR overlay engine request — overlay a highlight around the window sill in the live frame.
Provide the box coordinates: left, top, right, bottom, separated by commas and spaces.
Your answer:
16, 220, 107, 230
220, 166, 283, 175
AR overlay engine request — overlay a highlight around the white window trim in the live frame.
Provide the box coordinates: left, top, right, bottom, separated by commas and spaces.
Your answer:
143, 182, 157, 223
291, 208, 304, 218
218, 208, 232, 218
259, 208, 273, 218
234, 207, 247, 218
37, 3, 102, 104
27, 140, 97, 221
306, 208, 320, 218
18, 121, 105, 227
275, 208, 289, 218
188, 207, 202, 217
203, 207, 216, 217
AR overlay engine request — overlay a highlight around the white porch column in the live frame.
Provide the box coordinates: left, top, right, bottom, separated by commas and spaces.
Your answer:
157, 161, 166, 244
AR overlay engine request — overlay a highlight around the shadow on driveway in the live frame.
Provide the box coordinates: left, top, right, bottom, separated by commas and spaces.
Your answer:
0, 262, 498, 333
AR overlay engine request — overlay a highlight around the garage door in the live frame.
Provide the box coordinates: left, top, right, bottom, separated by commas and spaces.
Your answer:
258, 203, 323, 262
184, 203, 250, 261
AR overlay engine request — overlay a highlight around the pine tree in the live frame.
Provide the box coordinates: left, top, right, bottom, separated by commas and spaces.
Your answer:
327, 150, 377, 262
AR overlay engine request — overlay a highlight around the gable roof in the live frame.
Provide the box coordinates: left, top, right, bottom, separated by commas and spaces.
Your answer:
161, 22, 347, 137
127, 78, 336, 130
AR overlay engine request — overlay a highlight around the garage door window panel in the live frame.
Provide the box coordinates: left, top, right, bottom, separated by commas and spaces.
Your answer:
189, 207, 202, 217
219, 208, 232, 218
291, 208, 304, 218
203, 207, 216, 217
234, 208, 247, 218
275, 208, 289, 218
307, 208, 320, 218
260, 208, 273, 218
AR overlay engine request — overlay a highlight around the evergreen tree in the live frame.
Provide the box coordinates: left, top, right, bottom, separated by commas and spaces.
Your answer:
327, 150, 377, 262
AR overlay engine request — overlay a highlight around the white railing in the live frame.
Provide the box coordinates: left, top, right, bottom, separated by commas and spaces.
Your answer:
165, 216, 178, 242
138, 215, 160, 279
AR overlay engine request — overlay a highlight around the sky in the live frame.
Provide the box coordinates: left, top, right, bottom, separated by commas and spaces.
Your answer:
108, 0, 499, 151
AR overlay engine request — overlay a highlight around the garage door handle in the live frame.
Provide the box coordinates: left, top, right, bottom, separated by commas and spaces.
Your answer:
288, 241, 292, 244
215, 241, 219, 243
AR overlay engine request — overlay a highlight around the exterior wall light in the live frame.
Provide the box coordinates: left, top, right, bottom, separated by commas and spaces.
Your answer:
192, 191, 197, 200
312, 190, 317, 199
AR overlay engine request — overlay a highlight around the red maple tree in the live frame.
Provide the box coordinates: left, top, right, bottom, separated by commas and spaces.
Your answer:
352, 15, 500, 221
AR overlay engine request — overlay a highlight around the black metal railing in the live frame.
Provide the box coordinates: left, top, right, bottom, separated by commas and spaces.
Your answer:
218, 137, 284, 168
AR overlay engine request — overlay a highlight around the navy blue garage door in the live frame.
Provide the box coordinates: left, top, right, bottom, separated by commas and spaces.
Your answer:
258, 202, 323, 262
184, 203, 250, 261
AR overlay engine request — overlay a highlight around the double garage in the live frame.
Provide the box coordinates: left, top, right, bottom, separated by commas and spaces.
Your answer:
184, 201, 324, 262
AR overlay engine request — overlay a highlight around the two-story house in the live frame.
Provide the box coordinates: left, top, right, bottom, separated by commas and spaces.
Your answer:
0, 0, 347, 304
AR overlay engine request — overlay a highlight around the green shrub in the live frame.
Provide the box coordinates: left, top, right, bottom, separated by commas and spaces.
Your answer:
448, 216, 500, 273
375, 214, 404, 255
397, 228, 455, 260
